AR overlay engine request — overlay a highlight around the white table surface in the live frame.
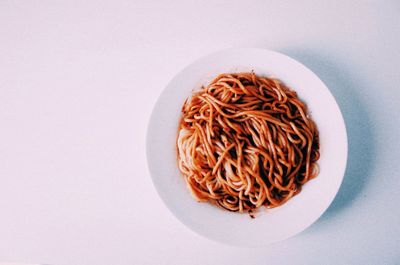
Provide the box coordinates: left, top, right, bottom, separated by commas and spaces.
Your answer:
0, 1, 399, 264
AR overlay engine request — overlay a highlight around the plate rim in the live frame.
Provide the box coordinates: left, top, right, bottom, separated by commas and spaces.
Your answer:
146, 47, 348, 246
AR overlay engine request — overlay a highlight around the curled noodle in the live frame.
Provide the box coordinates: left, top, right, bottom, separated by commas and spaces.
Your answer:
177, 72, 320, 214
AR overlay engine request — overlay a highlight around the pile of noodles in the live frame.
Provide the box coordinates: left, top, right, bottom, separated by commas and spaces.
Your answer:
177, 72, 319, 214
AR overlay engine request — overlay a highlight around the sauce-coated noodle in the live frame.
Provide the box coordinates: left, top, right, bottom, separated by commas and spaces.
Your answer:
177, 73, 319, 214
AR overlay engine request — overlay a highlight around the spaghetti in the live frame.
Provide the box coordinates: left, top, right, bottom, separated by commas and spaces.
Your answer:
177, 72, 319, 214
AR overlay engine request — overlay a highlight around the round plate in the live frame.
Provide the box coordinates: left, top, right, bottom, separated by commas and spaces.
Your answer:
146, 48, 347, 246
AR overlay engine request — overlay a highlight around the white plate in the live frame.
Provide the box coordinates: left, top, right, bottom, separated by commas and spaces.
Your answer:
146, 48, 348, 246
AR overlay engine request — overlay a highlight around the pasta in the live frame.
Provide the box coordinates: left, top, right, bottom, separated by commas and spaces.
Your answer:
177, 72, 319, 214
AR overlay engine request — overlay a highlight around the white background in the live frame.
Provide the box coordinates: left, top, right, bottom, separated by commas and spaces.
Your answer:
0, 0, 399, 264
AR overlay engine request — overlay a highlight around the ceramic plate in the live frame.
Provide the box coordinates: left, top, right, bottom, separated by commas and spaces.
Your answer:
146, 48, 347, 246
